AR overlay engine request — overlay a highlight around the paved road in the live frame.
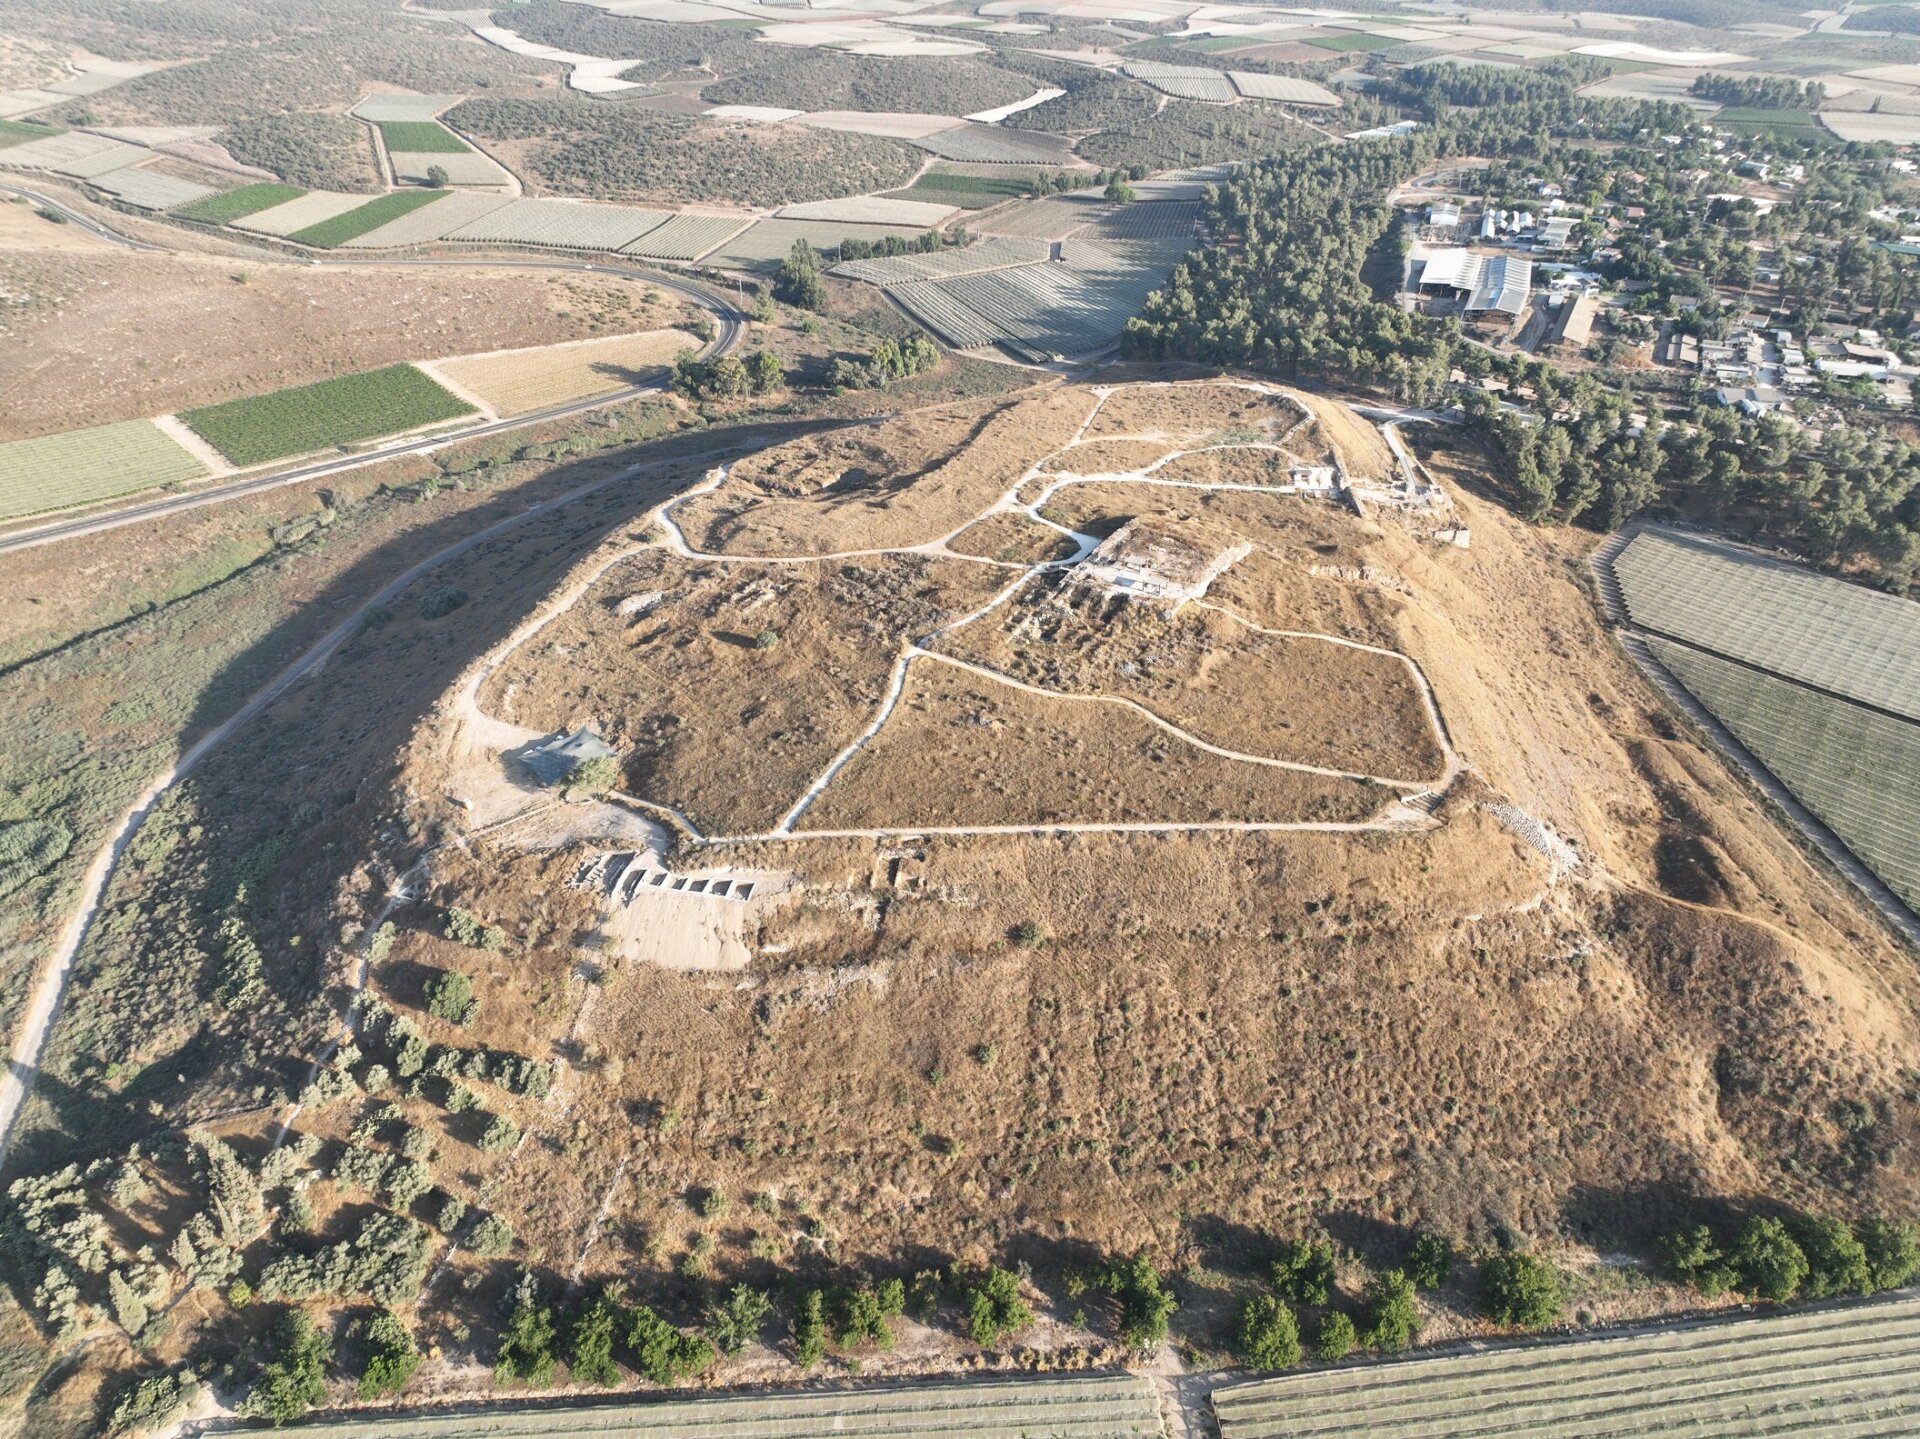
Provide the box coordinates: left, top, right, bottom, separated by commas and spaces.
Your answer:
0, 181, 746, 555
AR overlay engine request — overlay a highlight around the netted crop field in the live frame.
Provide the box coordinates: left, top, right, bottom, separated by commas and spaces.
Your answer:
1615, 529, 1920, 721
342, 191, 512, 247
974, 193, 1108, 237
0, 419, 206, 520
1213, 1294, 1920, 1439
1122, 61, 1239, 103
389, 150, 510, 186
887, 278, 1007, 348
777, 195, 956, 226
436, 328, 698, 415
0, 120, 63, 149
351, 94, 465, 123
609, 211, 748, 260
179, 364, 474, 466
289, 189, 450, 247
447, 196, 671, 250
294, 1373, 1162, 1438
1649, 638, 1920, 910
92, 165, 221, 211
172, 181, 304, 224
1229, 71, 1341, 104
910, 122, 1076, 163
232, 189, 371, 236
51, 140, 150, 179
1098, 198, 1202, 240
0, 131, 136, 173
833, 235, 1050, 282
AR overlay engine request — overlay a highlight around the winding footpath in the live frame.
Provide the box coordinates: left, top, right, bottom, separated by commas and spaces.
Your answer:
0, 181, 746, 556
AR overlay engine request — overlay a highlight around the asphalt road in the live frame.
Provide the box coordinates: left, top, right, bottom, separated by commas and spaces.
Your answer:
0, 181, 746, 555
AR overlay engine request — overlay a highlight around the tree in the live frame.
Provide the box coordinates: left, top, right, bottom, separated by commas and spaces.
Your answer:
480, 1114, 521, 1153
468, 1214, 516, 1257
195, 1134, 263, 1247
251, 1309, 332, 1425
1790, 1214, 1870, 1300
444, 908, 506, 951
426, 970, 479, 1026
705, 1285, 773, 1356
494, 1271, 558, 1386
566, 754, 622, 795
794, 1288, 828, 1367
629, 1305, 712, 1384
1481, 1252, 1563, 1331
1272, 1238, 1336, 1306
567, 1290, 626, 1386
357, 1311, 420, 1399
747, 350, 784, 394
965, 1266, 1034, 1349
1657, 1225, 1736, 1298
1406, 1232, 1454, 1291
1234, 1295, 1301, 1370
1860, 1215, 1920, 1293
107, 1368, 200, 1436
1730, 1217, 1809, 1302
1313, 1310, 1356, 1362
1359, 1269, 1418, 1352
1095, 1253, 1176, 1351
834, 1286, 895, 1350
774, 240, 825, 311
1105, 176, 1136, 203
108, 1270, 149, 1338
426, 165, 450, 188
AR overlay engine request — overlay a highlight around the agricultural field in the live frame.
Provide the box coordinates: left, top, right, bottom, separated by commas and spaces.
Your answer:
910, 122, 1078, 163
832, 236, 1052, 283
170, 180, 303, 224
288, 190, 450, 248
446, 195, 672, 250
89, 164, 221, 211
373, 118, 471, 153
0, 118, 63, 147
350, 93, 466, 123
706, 217, 936, 267
777, 196, 957, 226
700, 50, 1036, 115
1613, 527, 1920, 913
298, 1374, 1162, 1438
617, 211, 754, 261
1121, 61, 1239, 103
884, 169, 1051, 209
1212, 1294, 1920, 1438
388, 150, 511, 186
340, 191, 513, 247
179, 363, 475, 466
0, 419, 205, 520
232, 188, 375, 236
434, 328, 699, 416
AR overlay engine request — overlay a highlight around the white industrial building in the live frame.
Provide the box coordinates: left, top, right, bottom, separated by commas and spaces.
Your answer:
1418, 248, 1533, 316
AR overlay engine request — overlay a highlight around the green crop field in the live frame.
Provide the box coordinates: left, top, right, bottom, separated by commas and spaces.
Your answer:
1714, 106, 1819, 132
179, 364, 475, 466
1214, 1294, 1920, 1438
296, 1374, 1161, 1438
0, 420, 206, 520
171, 181, 306, 224
374, 119, 471, 153
0, 119, 64, 148
1304, 31, 1401, 52
288, 189, 449, 247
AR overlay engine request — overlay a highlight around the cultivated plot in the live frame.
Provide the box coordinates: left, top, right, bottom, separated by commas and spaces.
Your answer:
231, 189, 375, 236
170, 181, 305, 225
90, 165, 221, 212
290, 190, 450, 248
447, 196, 671, 250
617, 211, 755, 261
179, 364, 475, 467
388, 151, 511, 186
705, 217, 934, 266
340, 191, 513, 248
0, 419, 206, 521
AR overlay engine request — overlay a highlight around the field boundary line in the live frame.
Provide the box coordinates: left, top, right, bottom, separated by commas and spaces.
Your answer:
150, 413, 234, 476
412, 359, 498, 423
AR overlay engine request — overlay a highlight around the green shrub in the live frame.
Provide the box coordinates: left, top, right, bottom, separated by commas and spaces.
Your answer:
1405, 1232, 1454, 1290
1860, 1215, 1920, 1293
705, 1285, 773, 1356
567, 1290, 625, 1386
965, 1266, 1034, 1349
1481, 1252, 1564, 1331
357, 1311, 420, 1399
1656, 1224, 1736, 1297
249, 1309, 331, 1424
444, 907, 506, 950
419, 585, 470, 620
468, 1214, 515, 1258
494, 1271, 558, 1386
1313, 1310, 1356, 1362
629, 1306, 713, 1384
480, 1114, 521, 1154
1359, 1269, 1418, 1352
794, 1288, 828, 1367
426, 969, 479, 1025
1791, 1214, 1871, 1299
1272, 1238, 1336, 1307
1095, 1253, 1176, 1351
1234, 1295, 1301, 1370
107, 1368, 200, 1435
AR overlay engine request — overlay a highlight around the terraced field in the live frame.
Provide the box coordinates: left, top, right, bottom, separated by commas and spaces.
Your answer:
296, 1374, 1162, 1438
1213, 1294, 1920, 1438
0, 420, 205, 520
179, 364, 474, 466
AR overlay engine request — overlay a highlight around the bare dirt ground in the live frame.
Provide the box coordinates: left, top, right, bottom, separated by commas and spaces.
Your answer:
1083, 381, 1304, 446
0, 251, 669, 438
477, 549, 1008, 835
798, 655, 1382, 829
0, 196, 120, 254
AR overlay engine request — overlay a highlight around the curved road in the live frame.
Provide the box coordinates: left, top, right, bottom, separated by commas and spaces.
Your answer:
0, 181, 746, 555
